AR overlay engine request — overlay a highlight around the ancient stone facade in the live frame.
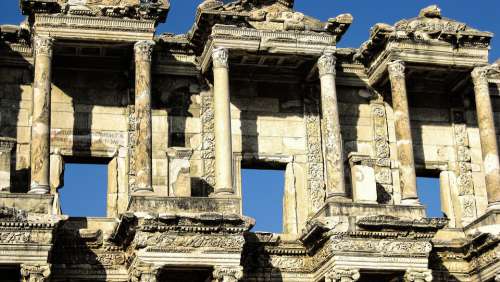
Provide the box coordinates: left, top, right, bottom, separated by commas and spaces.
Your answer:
0, 1, 499, 281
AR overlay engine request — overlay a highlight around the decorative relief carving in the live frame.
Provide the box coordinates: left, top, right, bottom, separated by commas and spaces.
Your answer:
328, 238, 433, 254
128, 105, 137, 187
371, 103, 393, 202
304, 92, 325, 211
317, 53, 336, 76
21, 264, 51, 282
212, 47, 229, 69
213, 266, 243, 282
325, 268, 360, 282
201, 88, 216, 187
134, 40, 155, 62
34, 36, 54, 57
135, 233, 245, 250
0, 231, 32, 243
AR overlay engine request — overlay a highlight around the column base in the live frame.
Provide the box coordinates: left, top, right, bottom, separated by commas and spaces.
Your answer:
28, 185, 50, 195
212, 188, 234, 196
132, 186, 154, 194
401, 198, 420, 206
326, 193, 351, 203
487, 201, 500, 211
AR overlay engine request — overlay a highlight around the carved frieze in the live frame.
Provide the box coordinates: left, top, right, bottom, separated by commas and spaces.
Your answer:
201, 87, 216, 187
135, 233, 245, 251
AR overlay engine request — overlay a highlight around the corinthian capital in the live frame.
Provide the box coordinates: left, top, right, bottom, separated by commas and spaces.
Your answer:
213, 266, 243, 282
134, 40, 155, 62
387, 60, 406, 78
325, 268, 360, 282
21, 264, 51, 282
404, 269, 433, 282
471, 66, 490, 84
318, 53, 336, 76
130, 264, 160, 282
212, 47, 229, 69
34, 36, 54, 57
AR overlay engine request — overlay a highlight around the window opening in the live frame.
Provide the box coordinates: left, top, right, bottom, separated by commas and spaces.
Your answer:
417, 176, 443, 217
242, 168, 285, 233
59, 162, 108, 217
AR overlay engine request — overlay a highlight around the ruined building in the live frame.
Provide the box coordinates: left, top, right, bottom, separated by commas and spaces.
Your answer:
0, 0, 499, 281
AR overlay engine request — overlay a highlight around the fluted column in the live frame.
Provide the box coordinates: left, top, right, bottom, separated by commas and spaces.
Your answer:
325, 268, 360, 282
212, 266, 243, 282
29, 36, 54, 194
133, 40, 155, 193
404, 269, 432, 282
388, 60, 418, 204
471, 66, 500, 209
21, 264, 51, 282
212, 47, 234, 195
318, 53, 347, 200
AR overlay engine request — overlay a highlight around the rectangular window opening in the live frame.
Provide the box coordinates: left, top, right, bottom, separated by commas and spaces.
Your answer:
417, 172, 443, 218
242, 165, 285, 234
60, 159, 109, 218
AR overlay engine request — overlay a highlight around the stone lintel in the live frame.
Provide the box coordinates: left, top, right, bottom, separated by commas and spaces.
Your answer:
0, 193, 55, 214
312, 201, 426, 221
127, 195, 241, 215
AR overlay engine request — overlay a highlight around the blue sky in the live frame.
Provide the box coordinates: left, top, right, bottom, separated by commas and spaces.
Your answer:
2, 1, 491, 229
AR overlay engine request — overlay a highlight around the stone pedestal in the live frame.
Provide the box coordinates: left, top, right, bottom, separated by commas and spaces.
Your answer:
29, 36, 54, 195
21, 264, 51, 282
133, 40, 155, 194
325, 268, 360, 282
318, 53, 347, 200
212, 266, 243, 282
212, 47, 234, 195
471, 66, 500, 209
0, 137, 16, 192
348, 153, 377, 204
403, 269, 432, 282
387, 60, 418, 205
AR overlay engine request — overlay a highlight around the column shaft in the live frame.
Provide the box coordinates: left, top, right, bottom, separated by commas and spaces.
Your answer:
388, 60, 418, 204
29, 36, 54, 194
212, 47, 234, 195
318, 54, 346, 200
133, 40, 155, 193
471, 66, 500, 207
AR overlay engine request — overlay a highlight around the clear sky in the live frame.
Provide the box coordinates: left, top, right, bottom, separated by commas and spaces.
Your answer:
1, 0, 487, 229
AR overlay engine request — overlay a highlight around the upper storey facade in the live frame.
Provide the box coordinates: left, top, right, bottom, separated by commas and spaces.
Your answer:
0, 1, 499, 281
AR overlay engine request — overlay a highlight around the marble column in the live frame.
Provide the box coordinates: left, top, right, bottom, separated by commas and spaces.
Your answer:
403, 269, 432, 282
0, 137, 16, 192
471, 66, 500, 209
133, 40, 155, 193
212, 266, 243, 282
317, 53, 346, 200
212, 47, 234, 195
387, 60, 418, 204
21, 264, 51, 282
325, 268, 360, 282
29, 36, 54, 194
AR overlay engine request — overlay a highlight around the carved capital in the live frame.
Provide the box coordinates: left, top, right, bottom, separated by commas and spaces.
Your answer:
387, 60, 406, 79
404, 269, 433, 282
34, 36, 54, 57
471, 66, 490, 85
130, 264, 159, 282
21, 264, 51, 282
134, 40, 155, 62
318, 53, 336, 76
213, 266, 243, 282
212, 47, 229, 69
325, 268, 360, 282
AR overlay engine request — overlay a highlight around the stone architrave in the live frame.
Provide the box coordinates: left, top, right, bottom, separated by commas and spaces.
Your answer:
404, 269, 432, 282
212, 266, 243, 282
29, 36, 54, 194
212, 47, 234, 195
387, 60, 419, 205
471, 66, 500, 209
133, 40, 155, 193
325, 268, 360, 282
0, 137, 16, 192
21, 264, 51, 282
317, 53, 346, 200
